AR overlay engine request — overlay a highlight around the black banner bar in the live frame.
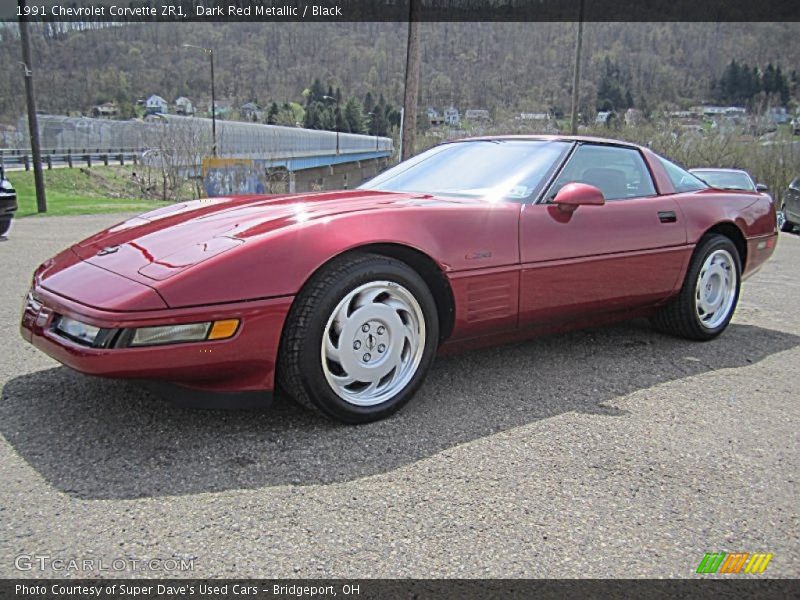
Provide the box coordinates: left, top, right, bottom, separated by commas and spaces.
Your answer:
2, 579, 800, 600
4, 0, 800, 23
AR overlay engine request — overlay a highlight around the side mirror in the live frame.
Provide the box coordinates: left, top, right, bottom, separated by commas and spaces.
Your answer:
553, 183, 605, 212
756, 183, 769, 193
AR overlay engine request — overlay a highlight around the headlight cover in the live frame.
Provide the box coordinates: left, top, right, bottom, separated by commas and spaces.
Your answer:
128, 319, 239, 347
55, 316, 101, 345
130, 322, 211, 347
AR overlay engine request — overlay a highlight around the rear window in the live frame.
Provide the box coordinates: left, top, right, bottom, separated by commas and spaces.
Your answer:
657, 156, 708, 193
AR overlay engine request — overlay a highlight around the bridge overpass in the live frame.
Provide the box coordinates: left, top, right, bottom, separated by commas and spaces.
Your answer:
9, 114, 394, 195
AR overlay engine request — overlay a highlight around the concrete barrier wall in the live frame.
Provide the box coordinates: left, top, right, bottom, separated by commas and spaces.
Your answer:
202, 156, 390, 196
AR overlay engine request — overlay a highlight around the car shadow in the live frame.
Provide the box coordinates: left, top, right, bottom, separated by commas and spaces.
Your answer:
1, 321, 797, 500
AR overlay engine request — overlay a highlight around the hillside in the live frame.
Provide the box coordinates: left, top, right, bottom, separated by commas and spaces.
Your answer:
1, 22, 799, 125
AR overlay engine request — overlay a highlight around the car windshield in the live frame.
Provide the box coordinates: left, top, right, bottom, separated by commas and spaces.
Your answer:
691, 170, 754, 191
359, 140, 571, 201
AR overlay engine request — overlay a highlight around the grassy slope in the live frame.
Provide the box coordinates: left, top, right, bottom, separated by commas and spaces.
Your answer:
7, 166, 162, 217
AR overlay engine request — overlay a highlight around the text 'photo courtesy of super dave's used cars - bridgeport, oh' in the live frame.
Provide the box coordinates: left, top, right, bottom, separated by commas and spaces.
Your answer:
21, 136, 778, 424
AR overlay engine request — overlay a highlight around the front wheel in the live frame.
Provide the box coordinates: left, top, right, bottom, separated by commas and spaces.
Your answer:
651, 234, 741, 341
780, 205, 794, 232
278, 253, 439, 423
0, 217, 11, 237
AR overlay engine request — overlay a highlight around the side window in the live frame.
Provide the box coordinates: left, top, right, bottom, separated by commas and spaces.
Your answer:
548, 144, 656, 201
657, 156, 708, 193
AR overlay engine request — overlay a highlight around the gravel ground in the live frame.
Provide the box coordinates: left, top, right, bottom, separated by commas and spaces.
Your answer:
0, 214, 798, 578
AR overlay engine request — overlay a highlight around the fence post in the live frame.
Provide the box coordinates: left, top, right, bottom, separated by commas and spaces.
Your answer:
119, 153, 124, 166
23, 154, 30, 171
46, 154, 52, 170
132, 154, 138, 166
85, 154, 92, 168
67, 150, 73, 168
103, 153, 109, 167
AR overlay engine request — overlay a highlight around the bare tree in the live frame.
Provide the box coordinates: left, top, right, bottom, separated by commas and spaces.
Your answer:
140, 116, 213, 202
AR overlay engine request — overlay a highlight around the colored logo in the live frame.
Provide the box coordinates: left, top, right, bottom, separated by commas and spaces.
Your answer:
696, 552, 773, 574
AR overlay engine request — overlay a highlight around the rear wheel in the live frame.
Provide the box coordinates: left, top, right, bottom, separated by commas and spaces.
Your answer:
651, 234, 741, 341
0, 217, 11, 237
278, 253, 439, 423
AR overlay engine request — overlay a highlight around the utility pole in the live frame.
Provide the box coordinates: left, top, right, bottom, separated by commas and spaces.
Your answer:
182, 44, 216, 156
570, 0, 585, 135
401, 0, 421, 161
209, 47, 216, 156
18, 0, 47, 212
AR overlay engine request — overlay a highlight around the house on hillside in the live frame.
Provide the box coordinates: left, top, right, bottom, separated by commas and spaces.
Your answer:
465, 109, 491, 122
426, 107, 443, 126
145, 95, 168, 115
443, 106, 460, 126
92, 102, 119, 119
209, 99, 232, 118
240, 102, 262, 122
624, 108, 643, 126
174, 97, 194, 116
519, 112, 550, 122
768, 107, 789, 124
595, 111, 617, 126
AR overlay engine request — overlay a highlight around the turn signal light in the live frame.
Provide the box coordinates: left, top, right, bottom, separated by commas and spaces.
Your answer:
208, 319, 240, 340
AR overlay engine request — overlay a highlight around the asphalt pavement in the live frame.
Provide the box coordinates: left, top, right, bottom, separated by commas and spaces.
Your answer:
0, 214, 798, 578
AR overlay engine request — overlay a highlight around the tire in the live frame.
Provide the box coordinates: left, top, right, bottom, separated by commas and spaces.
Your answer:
278, 253, 439, 424
0, 217, 11, 237
651, 234, 741, 341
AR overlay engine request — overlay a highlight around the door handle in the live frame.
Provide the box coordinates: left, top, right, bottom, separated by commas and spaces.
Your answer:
658, 211, 677, 223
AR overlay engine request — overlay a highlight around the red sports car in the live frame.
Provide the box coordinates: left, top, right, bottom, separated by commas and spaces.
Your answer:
21, 136, 778, 423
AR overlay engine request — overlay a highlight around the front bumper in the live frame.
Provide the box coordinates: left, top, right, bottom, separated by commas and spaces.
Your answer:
21, 285, 294, 394
0, 196, 16, 218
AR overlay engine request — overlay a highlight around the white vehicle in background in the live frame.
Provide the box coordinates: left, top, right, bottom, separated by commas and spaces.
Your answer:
689, 167, 782, 229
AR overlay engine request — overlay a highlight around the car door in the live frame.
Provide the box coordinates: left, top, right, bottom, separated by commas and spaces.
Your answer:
519, 143, 688, 326
785, 177, 800, 225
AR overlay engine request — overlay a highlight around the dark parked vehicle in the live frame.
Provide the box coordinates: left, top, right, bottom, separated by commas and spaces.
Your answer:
782, 176, 800, 233
0, 166, 17, 238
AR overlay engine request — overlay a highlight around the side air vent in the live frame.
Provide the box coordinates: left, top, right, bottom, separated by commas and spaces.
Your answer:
465, 275, 514, 323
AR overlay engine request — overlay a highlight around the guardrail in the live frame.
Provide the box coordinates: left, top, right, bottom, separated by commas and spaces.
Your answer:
0, 148, 141, 170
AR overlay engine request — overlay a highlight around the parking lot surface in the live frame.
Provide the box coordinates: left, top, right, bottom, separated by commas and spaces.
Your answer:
0, 214, 798, 578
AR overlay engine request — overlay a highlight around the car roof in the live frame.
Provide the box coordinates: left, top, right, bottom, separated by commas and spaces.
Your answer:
451, 134, 646, 150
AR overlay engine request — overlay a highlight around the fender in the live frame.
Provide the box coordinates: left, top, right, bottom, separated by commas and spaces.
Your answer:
155, 200, 521, 308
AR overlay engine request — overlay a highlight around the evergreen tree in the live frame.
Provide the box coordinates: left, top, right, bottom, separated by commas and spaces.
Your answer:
624, 89, 634, 109
303, 103, 320, 129
343, 97, 365, 133
334, 106, 346, 132
596, 57, 630, 111
267, 102, 279, 125
763, 63, 777, 95
775, 66, 790, 104
308, 78, 325, 105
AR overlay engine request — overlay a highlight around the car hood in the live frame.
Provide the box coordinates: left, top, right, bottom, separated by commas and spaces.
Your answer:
70, 189, 447, 282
